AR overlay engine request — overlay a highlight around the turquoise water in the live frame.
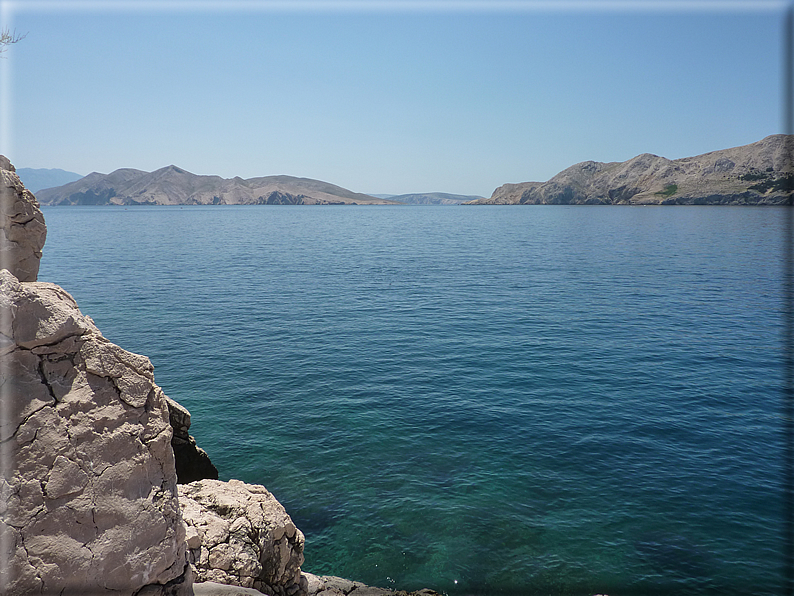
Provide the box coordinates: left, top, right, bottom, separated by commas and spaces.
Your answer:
39, 205, 786, 595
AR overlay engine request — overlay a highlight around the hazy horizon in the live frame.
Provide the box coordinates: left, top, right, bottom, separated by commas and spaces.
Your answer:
1, 0, 788, 198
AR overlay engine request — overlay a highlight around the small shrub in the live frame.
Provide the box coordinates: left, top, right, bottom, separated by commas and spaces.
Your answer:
739, 172, 767, 181
749, 172, 794, 194
655, 183, 678, 198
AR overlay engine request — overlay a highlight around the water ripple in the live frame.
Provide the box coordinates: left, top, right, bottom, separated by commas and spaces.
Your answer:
39, 205, 787, 595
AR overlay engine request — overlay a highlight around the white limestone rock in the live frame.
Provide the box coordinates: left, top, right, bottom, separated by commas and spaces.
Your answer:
0, 269, 192, 595
179, 479, 307, 596
0, 156, 46, 282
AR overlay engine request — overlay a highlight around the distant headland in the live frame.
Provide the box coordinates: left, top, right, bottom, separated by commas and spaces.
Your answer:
465, 134, 793, 206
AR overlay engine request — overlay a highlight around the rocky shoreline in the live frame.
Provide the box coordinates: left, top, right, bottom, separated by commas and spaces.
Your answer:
0, 156, 439, 596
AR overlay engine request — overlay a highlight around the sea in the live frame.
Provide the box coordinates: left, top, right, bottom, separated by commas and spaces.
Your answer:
38, 205, 788, 596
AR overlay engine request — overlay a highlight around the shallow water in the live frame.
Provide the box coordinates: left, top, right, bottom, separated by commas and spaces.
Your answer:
39, 205, 787, 595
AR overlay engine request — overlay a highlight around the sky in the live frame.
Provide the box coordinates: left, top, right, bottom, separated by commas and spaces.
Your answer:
0, 0, 790, 197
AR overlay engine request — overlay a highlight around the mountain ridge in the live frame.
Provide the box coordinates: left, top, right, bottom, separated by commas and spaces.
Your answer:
465, 135, 794, 205
16, 167, 84, 193
384, 192, 484, 205
36, 166, 400, 206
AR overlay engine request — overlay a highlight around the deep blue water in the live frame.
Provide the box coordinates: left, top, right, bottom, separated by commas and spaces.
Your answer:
38, 205, 787, 596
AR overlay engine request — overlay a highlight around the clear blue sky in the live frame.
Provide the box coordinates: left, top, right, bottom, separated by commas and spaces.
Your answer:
0, 0, 789, 197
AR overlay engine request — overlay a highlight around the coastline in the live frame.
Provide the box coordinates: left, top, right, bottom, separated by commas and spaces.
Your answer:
1, 155, 441, 596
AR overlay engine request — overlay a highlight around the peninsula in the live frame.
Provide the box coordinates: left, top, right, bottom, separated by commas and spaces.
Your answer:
465, 134, 793, 206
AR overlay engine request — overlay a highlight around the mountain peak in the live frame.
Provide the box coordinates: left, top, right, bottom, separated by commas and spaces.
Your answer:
151, 165, 191, 176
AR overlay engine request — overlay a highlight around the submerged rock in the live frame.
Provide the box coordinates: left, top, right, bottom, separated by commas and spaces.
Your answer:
301, 573, 443, 596
193, 582, 272, 595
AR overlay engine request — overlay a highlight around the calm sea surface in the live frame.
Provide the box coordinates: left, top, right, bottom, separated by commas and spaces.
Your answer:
39, 205, 787, 596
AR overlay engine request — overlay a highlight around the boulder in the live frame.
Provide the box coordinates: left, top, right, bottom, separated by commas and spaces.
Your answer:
0, 269, 192, 595
179, 479, 306, 596
0, 156, 46, 281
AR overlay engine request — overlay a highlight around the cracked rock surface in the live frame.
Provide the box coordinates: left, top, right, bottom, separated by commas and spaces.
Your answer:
179, 479, 306, 596
0, 156, 46, 282
0, 269, 191, 595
